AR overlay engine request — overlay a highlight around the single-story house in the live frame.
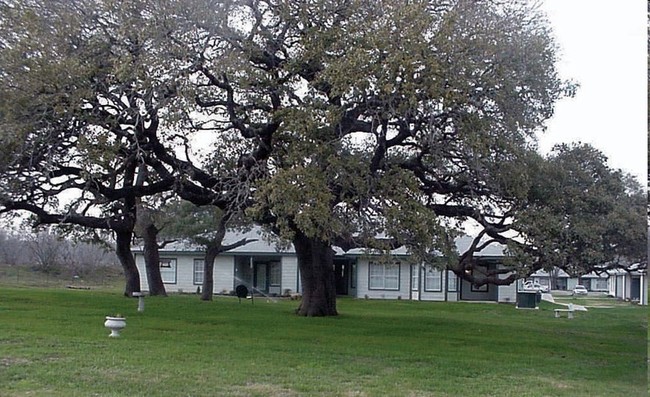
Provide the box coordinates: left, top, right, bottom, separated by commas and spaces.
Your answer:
529, 268, 569, 290
529, 267, 609, 292
580, 271, 610, 292
133, 228, 518, 303
134, 230, 299, 297
607, 264, 647, 305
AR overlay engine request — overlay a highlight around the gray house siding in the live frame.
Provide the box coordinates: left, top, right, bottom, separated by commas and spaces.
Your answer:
133, 228, 519, 303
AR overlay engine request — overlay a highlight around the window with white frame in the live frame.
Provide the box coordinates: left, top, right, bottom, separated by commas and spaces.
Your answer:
593, 278, 608, 291
369, 261, 400, 290
269, 262, 281, 286
193, 259, 204, 285
424, 267, 442, 291
411, 264, 420, 291
447, 270, 458, 292
159, 258, 177, 284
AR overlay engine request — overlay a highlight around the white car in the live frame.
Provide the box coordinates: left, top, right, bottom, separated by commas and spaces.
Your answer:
572, 285, 588, 296
523, 281, 550, 293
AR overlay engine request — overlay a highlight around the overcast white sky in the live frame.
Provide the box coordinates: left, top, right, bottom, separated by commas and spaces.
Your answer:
538, 0, 647, 184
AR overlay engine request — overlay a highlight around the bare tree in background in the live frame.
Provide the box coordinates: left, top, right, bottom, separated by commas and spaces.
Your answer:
61, 241, 114, 277
26, 230, 64, 274
0, 229, 29, 266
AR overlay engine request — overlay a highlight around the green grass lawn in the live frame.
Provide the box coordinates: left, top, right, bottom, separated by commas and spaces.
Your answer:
0, 287, 646, 396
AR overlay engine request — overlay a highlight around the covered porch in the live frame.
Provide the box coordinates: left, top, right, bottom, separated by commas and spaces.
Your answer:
234, 255, 283, 296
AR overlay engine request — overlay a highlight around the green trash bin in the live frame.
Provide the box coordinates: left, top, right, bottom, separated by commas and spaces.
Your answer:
517, 291, 538, 309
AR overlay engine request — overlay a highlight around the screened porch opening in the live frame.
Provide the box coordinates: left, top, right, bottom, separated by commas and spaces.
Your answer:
234, 256, 282, 296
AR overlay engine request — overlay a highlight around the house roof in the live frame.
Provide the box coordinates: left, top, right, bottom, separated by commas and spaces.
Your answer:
333, 245, 410, 257
607, 263, 647, 276
149, 227, 294, 255
138, 226, 508, 258
532, 266, 644, 278
581, 271, 610, 279
453, 235, 507, 257
531, 268, 571, 278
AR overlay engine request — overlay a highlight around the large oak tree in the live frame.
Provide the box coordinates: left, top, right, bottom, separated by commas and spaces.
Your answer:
182, 0, 576, 315
0, 0, 269, 296
0, 0, 200, 295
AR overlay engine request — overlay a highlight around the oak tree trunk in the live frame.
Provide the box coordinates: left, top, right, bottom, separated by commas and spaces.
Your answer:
142, 224, 167, 296
293, 232, 338, 316
115, 229, 141, 297
201, 245, 220, 301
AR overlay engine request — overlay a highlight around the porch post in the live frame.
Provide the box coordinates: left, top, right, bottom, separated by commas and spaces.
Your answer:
639, 274, 643, 304
249, 256, 254, 304
418, 265, 422, 301
444, 269, 448, 302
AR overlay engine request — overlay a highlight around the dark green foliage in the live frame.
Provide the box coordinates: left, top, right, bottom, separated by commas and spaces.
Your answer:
514, 143, 647, 275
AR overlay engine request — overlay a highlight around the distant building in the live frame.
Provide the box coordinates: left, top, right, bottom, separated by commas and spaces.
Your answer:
530, 265, 647, 305
530, 268, 609, 292
607, 264, 647, 305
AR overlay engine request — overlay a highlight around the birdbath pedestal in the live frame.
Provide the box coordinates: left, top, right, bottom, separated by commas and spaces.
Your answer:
132, 292, 145, 312
104, 316, 126, 337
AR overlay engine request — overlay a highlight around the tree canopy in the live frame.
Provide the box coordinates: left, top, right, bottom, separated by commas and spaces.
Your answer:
174, 0, 580, 314
0, 0, 240, 295
512, 143, 647, 275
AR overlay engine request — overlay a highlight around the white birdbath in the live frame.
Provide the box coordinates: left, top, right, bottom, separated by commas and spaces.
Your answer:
104, 316, 126, 337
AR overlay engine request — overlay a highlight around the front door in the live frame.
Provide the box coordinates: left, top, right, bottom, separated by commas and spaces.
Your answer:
334, 259, 350, 295
255, 263, 267, 293
631, 277, 640, 300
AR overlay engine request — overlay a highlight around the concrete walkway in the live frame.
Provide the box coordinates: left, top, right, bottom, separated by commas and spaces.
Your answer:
540, 293, 555, 303
541, 293, 588, 311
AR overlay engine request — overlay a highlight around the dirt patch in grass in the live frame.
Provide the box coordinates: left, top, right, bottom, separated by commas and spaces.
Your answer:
230, 382, 300, 397
535, 375, 574, 392
550, 380, 571, 389
343, 391, 368, 397
0, 356, 31, 366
